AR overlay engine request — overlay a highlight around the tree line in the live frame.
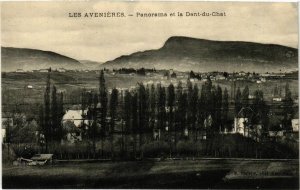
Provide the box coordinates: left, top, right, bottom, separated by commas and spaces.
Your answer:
35, 69, 295, 159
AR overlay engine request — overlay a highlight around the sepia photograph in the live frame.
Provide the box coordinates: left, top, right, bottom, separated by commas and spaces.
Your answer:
1, 1, 299, 189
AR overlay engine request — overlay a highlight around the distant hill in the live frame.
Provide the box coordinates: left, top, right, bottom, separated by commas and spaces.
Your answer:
102, 36, 298, 72
1, 47, 82, 72
79, 60, 103, 70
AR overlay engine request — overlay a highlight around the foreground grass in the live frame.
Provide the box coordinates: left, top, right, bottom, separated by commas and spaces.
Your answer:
2, 159, 299, 189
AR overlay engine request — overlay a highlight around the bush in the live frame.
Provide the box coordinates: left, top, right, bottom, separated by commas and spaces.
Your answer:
11, 143, 38, 159
142, 141, 169, 157
177, 141, 198, 156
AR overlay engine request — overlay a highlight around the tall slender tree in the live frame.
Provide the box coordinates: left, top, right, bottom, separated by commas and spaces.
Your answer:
92, 92, 99, 156
58, 92, 64, 141
149, 84, 156, 132
282, 83, 294, 131
110, 88, 118, 159
215, 85, 222, 132
131, 92, 138, 157
123, 91, 132, 157
99, 70, 108, 155
157, 84, 166, 139
190, 84, 198, 140
44, 68, 51, 151
51, 85, 59, 141
198, 85, 207, 139
138, 83, 147, 153
178, 92, 188, 138
235, 87, 242, 115
222, 88, 229, 131
242, 85, 249, 108
167, 83, 175, 155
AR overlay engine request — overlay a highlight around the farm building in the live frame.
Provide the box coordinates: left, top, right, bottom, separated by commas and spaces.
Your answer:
29, 154, 53, 165
13, 154, 54, 166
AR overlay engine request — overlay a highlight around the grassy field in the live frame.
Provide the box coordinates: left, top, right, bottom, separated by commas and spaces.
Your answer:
2, 71, 298, 103
2, 159, 299, 189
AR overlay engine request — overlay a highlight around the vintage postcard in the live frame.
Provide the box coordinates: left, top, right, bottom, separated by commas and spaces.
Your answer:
1, 1, 299, 189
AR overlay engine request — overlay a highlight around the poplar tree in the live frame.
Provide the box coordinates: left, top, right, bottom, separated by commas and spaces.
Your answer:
131, 92, 138, 157
222, 88, 229, 131
44, 68, 51, 151
282, 83, 294, 131
124, 90, 132, 155
190, 84, 198, 140
99, 70, 108, 152
242, 85, 249, 108
167, 83, 175, 154
138, 83, 147, 151
157, 84, 166, 139
110, 88, 118, 159
51, 85, 59, 141
235, 87, 242, 115
149, 84, 156, 132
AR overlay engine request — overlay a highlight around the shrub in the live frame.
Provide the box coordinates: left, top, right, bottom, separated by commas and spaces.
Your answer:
142, 141, 169, 157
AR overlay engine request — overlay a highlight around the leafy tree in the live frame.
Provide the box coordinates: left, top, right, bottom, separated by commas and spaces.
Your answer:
250, 90, 269, 141
14, 120, 38, 143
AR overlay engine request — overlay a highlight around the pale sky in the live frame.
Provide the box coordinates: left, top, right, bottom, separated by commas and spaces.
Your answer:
1, 2, 298, 62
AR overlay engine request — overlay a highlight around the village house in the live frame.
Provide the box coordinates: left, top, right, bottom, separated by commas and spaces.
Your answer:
39, 69, 49, 73
57, 68, 66, 72
272, 97, 282, 102
268, 130, 284, 138
292, 119, 299, 132
15, 69, 24, 73
233, 117, 248, 135
62, 109, 89, 143
1, 117, 13, 142
216, 74, 226, 80
248, 95, 255, 99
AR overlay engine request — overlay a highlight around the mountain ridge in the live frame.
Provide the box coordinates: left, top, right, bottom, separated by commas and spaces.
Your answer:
102, 36, 298, 72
